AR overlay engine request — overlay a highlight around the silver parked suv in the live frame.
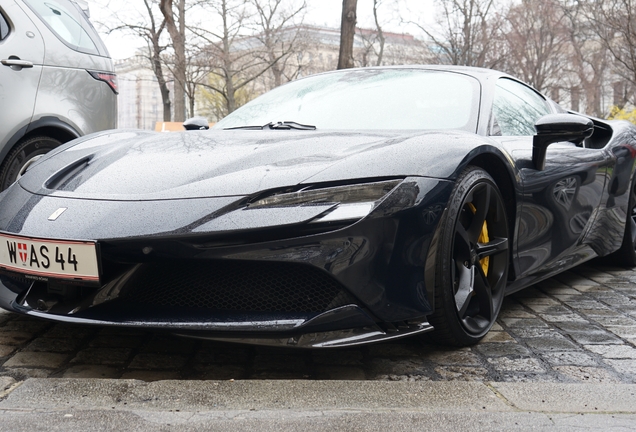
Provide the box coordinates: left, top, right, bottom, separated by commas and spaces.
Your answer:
0, 0, 116, 190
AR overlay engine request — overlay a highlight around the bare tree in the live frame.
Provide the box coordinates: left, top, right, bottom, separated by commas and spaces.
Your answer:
412, 0, 504, 67
356, 0, 390, 67
500, 0, 570, 93
582, 0, 636, 105
338, 0, 358, 69
563, 2, 609, 116
159, 0, 187, 121
103, 0, 172, 121
251, 0, 307, 89
193, 0, 304, 116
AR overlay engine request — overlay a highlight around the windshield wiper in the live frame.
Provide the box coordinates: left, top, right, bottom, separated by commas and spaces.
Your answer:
225, 121, 316, 131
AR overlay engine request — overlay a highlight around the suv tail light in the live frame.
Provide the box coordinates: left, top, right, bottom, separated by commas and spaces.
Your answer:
88, 71, 118, 94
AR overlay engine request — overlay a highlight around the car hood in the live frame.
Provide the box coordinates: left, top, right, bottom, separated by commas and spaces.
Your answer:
18, 129, 483, 200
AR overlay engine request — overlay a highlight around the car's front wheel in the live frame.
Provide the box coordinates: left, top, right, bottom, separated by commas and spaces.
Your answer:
428, 166, 510, 346
0, 136, 61, 191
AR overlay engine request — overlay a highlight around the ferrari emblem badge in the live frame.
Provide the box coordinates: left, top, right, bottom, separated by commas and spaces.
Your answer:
48, 207, 68, 221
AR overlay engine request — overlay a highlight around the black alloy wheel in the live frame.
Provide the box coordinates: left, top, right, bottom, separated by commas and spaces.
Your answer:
0, 136, 61, 191
614, 177, 636, 266
428, 166, 510, 346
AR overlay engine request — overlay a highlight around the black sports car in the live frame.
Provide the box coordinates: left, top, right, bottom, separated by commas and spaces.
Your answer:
1, 66, 635, 348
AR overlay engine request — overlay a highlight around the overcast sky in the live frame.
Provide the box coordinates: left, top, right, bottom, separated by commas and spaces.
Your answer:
89, 0, 436, 60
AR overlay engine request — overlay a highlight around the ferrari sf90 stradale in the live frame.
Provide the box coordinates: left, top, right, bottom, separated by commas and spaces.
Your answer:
1, 66, 635, 348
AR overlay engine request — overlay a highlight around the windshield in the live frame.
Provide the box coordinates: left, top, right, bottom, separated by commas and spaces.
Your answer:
215, 69, 480, 131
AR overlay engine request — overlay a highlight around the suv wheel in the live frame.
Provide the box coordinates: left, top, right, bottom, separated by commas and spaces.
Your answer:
0, 136, 61, 191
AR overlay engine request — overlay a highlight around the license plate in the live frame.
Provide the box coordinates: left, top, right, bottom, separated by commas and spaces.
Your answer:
0, 233, 99, 281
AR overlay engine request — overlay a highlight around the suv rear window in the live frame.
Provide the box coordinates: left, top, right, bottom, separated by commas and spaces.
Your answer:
0, 11, 9, 40
23, 0, 103, 55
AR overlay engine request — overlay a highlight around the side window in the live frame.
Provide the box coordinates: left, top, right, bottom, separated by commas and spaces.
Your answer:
491, 78, 551, 136
0, 11, 9, 41
23, 0, 98, 55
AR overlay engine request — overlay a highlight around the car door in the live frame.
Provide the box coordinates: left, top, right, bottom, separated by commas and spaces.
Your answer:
489, 78, 613, 280
0, 0, 44, 151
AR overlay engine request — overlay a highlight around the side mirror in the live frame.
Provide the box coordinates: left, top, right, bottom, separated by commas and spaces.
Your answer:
532, 113, 594, 170
183, 116, 210, 131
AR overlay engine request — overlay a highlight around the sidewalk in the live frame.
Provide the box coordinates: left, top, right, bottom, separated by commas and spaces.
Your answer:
0, 379, 635, 431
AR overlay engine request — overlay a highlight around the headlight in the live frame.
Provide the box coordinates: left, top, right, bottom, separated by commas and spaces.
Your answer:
248, 179, 402, 223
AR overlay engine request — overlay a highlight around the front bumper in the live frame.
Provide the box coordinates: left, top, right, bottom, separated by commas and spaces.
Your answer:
0, 177, 453, 347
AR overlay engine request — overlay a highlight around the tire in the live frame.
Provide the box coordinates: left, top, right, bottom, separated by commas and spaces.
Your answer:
0, 136, 61, 191
613, 178, 636, 266
427, 166, 510, 346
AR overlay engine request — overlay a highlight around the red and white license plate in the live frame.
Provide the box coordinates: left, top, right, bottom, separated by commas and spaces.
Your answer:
0, 233, 99, 281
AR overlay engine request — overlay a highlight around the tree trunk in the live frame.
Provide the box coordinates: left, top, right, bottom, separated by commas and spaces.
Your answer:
159, 0, 187, 122
373, 0, 385, 66
337, 0, 358, 69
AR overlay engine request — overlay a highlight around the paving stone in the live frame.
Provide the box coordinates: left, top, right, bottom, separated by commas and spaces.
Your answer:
434, 366, 490, 381
554, 366, 622, 383
573, 285, 610, 293
314, 366, 366, 380
312, 350, 364, 366
366, 343, 422, 357
553, 294, 584, 301
88, 335, 146, 349
604, 359, 636, 378
487, 356, 546, 373
138, 336, 196, 354
491, 322, 504, 331
424, 349, 482, 366
539, 314, 587, 323
542, 288, 581, 295
120, 370, 182, 381
367, 358, 431, 376
587, 294, 633, 306
524, 336, 580, 352
606, 326, 636, 339
372, 373, 432, 382
498, 310, 536, 319
3, 368, 51, 379
25, 337, 84, 353
584, 345, 636, 359
501, 318, 549, 328
517, 297, 559, 306
554, 322, 603, 333
3, 352, 67, 368
128, 353, 188, 370
580, 309, 624, 318
474, 343, 530, 357
43, 324, 98, 339
540, 351, 598, 367
567, 331, 623, 345
564, 299, 610, 310
252, 352, 308, 371
194, 342, 251, 364
0, 320, 50, 333
71, 348, 132, 366
98, 327, 148, 336
509, 327, 557, 339
481, 331, 515, 343
62, 365, 120, 379
195, 364, 248, 380
0, 344, 17, 357
526, 304, 572, 314
0, 331, 36, 346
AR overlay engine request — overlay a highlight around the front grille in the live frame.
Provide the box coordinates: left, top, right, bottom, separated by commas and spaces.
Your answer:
124, 260, 355, 313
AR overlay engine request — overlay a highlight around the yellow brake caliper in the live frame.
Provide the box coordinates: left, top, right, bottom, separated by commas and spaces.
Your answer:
468, 203, 489, 276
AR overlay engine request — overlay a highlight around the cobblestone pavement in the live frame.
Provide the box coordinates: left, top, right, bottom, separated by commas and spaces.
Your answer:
0, 263, 635, 384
